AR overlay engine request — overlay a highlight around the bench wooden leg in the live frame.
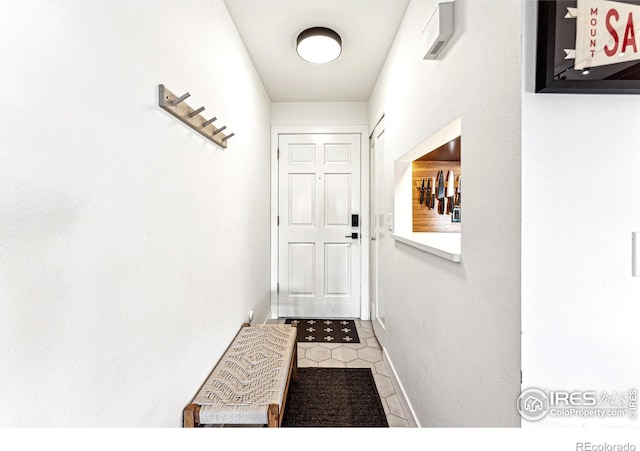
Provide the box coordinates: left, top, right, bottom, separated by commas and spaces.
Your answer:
290, 322, 298, 383
267, 404, 279, 427
292, 344, 298, 383
183, 403, 200, 427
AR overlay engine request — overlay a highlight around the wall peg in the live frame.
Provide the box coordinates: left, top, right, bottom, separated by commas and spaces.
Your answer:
172, 92, 191, 106
158, 84, 233, 149
189, 106, 205, 117
202, 117, 217, 127
212, 126, 227, 136
222, 133, 235, 142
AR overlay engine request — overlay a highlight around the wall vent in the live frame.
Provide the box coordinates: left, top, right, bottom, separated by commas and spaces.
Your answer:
422, 2, 454, 60
429, 40, 446, 56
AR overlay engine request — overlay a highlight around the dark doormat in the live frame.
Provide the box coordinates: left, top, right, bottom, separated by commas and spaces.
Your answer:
285, 319, 360, 344
282, 368, 388, 427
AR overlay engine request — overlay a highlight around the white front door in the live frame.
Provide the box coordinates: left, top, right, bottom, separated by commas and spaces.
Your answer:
278, 133, 361, 318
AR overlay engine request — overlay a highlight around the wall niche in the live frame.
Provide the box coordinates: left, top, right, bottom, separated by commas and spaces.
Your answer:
412, 136, 461, 232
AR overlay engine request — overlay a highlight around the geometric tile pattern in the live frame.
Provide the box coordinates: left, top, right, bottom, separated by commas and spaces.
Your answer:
270, 319, 409, 427
285, 319, 360, 343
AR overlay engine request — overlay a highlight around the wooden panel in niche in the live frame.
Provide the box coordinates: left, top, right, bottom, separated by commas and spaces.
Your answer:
412, 161, 460, 232
412, 134, 461, 232
412, 160, 461, 233
416, 136, 461, 162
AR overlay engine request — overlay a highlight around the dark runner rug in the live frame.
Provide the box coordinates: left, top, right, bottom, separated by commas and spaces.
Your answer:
285, 318, 360, 344
281, 368, 388, 427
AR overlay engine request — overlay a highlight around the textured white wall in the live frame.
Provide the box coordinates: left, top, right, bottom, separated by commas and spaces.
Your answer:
0, 0, 271, 426
522, 1, 640, 427
368, 0, 522, 426
271, 102, 368, 126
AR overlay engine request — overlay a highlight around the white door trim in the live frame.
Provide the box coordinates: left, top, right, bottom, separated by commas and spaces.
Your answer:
271, 125, 370, 320
369, 117, 386, 345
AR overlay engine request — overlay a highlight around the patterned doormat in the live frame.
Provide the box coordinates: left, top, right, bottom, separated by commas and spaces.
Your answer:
284, 319, 360, 344
281, 368, 388, 427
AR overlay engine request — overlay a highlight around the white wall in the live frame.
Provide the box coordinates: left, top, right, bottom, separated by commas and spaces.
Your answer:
522, 1, 640, 427
0, 0, 271, 426
271, 102, 368, 126
368, 0, 522, 426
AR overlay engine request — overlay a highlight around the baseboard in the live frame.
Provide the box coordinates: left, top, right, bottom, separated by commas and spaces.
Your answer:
382, 347, 420, 427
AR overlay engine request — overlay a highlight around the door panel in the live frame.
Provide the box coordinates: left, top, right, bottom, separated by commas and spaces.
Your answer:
325, 144, 351, 164
289, 144, 315, 163
289, 174, 315, 225
289, 243, 315, 296
324, 243, 351, 296
324, 174, 351, 226
278, 133, 361, 318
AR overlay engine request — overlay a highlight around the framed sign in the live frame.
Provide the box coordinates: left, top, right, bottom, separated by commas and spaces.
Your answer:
536, 0, 640, 93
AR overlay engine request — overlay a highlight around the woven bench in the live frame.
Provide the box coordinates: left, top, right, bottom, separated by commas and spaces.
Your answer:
183, 323, 298, 427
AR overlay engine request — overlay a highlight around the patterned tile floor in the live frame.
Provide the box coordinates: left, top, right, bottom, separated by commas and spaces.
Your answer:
270, 319, 410, 427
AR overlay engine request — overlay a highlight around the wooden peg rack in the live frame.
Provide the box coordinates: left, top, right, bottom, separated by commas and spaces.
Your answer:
158, 84, 234, 149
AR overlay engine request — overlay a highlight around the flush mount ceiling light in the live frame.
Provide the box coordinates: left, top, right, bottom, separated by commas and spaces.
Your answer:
296, 27, 342, 64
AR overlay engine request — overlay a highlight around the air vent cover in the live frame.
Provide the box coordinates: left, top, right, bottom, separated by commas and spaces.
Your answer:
422, 2, 454, 60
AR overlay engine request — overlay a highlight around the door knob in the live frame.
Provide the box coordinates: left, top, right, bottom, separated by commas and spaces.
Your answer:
345, 233, 359, 239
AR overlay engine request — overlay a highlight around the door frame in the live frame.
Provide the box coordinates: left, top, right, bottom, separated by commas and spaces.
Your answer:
369, 116, 386, 344
270, 125, 370, 320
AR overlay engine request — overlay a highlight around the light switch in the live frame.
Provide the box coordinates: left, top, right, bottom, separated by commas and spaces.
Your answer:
633, 232, 639, 277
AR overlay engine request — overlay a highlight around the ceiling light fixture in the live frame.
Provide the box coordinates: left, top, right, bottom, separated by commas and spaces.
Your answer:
296, 27, 342, 64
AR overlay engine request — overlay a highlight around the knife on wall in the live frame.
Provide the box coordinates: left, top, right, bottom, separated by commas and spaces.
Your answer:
436, 171, 445, 214
455, 175, 461, 206
446, 170, 455, 214
425, 177, 432, 208
431, 176, 437, 209
419, 177, 425, 205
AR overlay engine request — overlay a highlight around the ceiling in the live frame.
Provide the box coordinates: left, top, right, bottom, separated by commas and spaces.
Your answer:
223, 0, 410, 102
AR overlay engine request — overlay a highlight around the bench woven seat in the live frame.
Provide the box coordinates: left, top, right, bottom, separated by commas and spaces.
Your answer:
184, 324, 298, 427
